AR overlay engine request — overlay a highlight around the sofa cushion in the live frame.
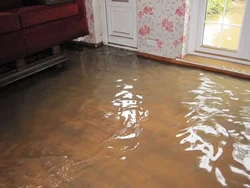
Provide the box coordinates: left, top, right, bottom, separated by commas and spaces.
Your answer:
12, 2, 79, 28
0, 31, 27, 65
75, 0, 86, 18
0, 12, 21, 34
0, 0, 23, 11
23, 16, 88, 56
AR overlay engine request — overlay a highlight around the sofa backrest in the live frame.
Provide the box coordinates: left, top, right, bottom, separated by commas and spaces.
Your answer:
0, 0, 23, 11
22, 0, 37, 6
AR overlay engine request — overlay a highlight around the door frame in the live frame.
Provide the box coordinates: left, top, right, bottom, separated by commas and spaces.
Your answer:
99, 0, 108, 45
188, 0, 250, 65
99, 0, 138, 50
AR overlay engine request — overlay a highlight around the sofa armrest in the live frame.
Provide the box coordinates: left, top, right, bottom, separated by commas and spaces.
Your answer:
23, 0, 86, 19
75, 0, 86, 18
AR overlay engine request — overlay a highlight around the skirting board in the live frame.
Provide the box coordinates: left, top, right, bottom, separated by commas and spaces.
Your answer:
137, 52, 250, 80
106, 43, 138, 52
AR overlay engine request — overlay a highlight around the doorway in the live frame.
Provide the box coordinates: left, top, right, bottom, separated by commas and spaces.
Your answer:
101, 0, 138, 49
188, 0, 250, 63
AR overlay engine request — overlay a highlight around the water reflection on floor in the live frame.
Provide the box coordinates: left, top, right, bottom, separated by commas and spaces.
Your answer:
0, 46, 250, 187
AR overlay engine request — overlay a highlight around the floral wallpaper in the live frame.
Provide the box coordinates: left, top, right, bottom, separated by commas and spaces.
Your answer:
74, 0, 98, 44
76, 0, 192, 59
137, 0, 191, 59
83, 0, 96, 43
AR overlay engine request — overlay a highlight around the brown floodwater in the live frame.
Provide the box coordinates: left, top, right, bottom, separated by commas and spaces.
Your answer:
0, 46, 250, 187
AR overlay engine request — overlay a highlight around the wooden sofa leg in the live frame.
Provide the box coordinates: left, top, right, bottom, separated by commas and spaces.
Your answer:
52, 45, 60, 55
15, 58, 26, 71
53, 45, 64, 69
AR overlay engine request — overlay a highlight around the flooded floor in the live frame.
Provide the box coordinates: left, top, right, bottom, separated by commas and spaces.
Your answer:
0, 46, 250, 187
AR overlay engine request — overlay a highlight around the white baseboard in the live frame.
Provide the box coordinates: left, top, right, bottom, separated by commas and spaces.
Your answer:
105, 43, 138, 52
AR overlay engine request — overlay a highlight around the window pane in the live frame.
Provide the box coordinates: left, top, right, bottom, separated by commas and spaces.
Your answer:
202, 23, 221, 48
220, 25, 241, 50
205, 0, 225, 23
225, 0, 246, 25
202, 0, 245, 51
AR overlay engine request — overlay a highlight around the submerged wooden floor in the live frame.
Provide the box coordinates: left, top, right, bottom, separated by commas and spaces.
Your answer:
0, 45, 249, 187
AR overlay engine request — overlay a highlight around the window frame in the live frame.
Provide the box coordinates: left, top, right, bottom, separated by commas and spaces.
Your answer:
188, 0, 250, 64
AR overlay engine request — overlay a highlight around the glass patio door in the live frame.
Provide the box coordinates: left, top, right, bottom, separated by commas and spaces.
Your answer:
193, 0, 250, 60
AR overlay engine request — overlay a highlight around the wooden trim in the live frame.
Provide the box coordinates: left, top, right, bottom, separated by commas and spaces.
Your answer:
189, 51, 250, 65
194, 50, 250, 61
70, 41, 104, 48
199, 45, 237, 53
137, 52, 250, 80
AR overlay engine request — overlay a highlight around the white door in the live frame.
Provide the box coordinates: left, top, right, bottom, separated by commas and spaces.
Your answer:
106, 0, 137, 48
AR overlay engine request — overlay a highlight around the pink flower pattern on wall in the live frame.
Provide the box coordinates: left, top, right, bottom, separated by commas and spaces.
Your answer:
82, 0, 96, 43
138, 5, 154, 19
138, 25, 151, 36
156, 39, 163, 50
173, 40, 180, 48
173, 35, 187, 48
138, 0, 191, 59
138, 11, 144, 19
90, 13, 94, 22
176, 2, 188, 17
162, 18, 174, 33
143, 6, 154, 15
179, 35, 187, 43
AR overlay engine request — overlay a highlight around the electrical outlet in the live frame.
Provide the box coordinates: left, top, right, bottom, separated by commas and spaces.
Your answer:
147, 39, 157, 47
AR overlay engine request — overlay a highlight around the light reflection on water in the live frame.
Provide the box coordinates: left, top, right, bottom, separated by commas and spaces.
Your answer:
177, 73, 250, 186
80, 46, 149, 163
104, 78, 149, 159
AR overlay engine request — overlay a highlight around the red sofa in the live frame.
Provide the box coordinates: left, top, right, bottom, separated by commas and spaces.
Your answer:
0, 0, 89, 66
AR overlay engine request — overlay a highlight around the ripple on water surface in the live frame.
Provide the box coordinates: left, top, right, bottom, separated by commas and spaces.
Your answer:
0, 46, 250, 187
177, 73, 250, 187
